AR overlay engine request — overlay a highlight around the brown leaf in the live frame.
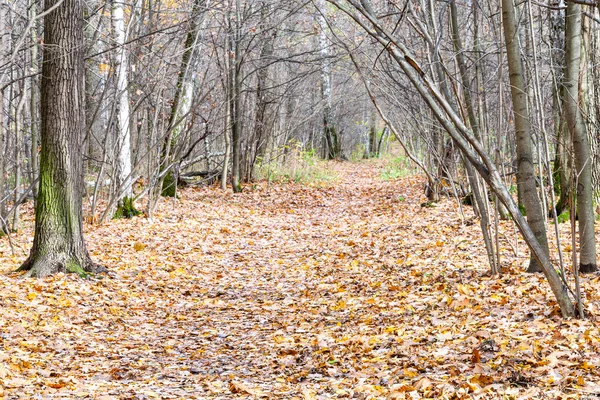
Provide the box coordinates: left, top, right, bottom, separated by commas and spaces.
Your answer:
471, 348, 481, 364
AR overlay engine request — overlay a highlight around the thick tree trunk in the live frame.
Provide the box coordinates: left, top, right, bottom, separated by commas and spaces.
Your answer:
564, 1, 597, 273
19, 0, 103, 278
589, 8, 600, 208
501, 0, 550, 273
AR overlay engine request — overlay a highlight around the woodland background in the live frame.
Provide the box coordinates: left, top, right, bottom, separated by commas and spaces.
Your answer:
2, 0, 600, 397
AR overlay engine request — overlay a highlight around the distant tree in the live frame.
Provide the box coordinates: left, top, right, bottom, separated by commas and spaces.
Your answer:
19, 0, 104, 277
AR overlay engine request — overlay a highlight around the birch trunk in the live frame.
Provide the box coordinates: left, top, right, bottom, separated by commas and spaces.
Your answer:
111, 0, 134, 210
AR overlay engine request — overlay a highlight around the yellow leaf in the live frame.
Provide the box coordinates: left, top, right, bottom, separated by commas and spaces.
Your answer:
98, 63, 111, 73
27, 292, 37, 301
580, 361, 595, 370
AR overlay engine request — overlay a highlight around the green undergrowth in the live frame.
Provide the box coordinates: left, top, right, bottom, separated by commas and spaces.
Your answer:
256, 143, 339, 185
114, 196, 141, 219
379, 155, 413, 181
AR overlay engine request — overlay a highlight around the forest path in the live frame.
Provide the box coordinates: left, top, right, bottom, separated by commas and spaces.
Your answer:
1, 159, 600, 398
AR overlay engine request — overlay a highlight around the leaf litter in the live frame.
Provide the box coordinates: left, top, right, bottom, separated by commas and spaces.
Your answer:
0, 160, 599, 399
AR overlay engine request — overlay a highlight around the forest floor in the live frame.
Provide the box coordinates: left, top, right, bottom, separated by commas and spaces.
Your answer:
1, 156, 600, 399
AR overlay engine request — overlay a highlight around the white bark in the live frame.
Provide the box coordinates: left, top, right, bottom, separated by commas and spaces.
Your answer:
112, 0, 133, 199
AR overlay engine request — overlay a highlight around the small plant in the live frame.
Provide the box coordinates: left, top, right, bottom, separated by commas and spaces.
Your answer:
557, 210, 570, 224
114, 196, 141, 219
398, 195, 405, 202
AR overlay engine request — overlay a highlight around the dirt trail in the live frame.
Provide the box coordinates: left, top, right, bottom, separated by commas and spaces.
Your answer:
0, 160, 599, 398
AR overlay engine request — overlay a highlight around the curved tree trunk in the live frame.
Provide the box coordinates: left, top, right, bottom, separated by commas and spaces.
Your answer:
19, 0, 103, 278
501, 0, 550, 273
335, 0, 574, 317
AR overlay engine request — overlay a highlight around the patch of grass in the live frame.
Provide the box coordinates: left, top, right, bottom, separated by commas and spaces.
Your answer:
256, 142, 338, 185
380, 156, 413, 181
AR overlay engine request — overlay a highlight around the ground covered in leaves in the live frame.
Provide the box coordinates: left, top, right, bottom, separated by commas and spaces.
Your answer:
1, 159, 600, 399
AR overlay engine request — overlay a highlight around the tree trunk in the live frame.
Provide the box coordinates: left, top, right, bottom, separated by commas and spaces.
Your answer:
317, 0, 340, 159
549, 1, 571, 216
564, 1, 597, 273
18, 0, 103, 278
111, 0, 136, 216
154, 0, 205, 200
501, 0, 550, 273
29, 0, 39, 201
229, 0, 242, 193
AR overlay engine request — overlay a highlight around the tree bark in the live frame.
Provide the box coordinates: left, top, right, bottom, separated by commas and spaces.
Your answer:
564, 1, 597, 273
19, 0, 103, 277
501, 0, 550, 273
111, 0, 136, 215
229, 0, 242, 193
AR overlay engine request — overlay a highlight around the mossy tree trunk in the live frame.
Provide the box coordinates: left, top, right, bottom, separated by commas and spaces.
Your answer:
18, 0, 103, 278
550, 4, 571, 217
